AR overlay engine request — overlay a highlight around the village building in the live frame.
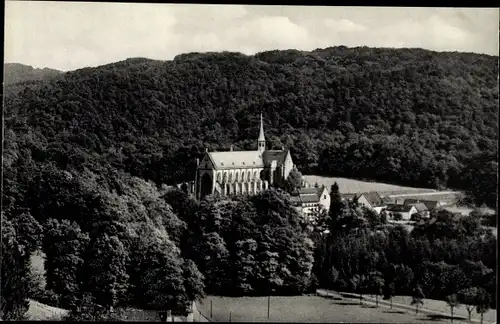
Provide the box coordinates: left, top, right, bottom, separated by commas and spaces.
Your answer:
341, 192, 386, 214
355, 192, 385, 213
290, 186, 330, 222
383, 204, 418, 221
403, 199, 442, 211
194, 114, 294, 200
406, 202, 430, 218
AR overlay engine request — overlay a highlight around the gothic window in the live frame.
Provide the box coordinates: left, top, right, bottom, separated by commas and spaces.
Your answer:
239, 183, 243, 193
226, 183, 231, 195
244, 182, 249, 193
241, 171, 245, 182
217, 172, 222, 183
229, 173, 233, 183
253, 171, 257, 180
233, 183, 238, 193
223, 172, 228, 183
247, 171, 251, 181
235, 172, 239, 182
260, 170, 266, 181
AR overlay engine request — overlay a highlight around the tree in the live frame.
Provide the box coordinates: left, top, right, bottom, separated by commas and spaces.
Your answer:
411, 285, 425, 315
1, 212, 42, 320
446, 294, 460, 322
369, 272, 385, 307
81, 234, 130, 310
283, 167, 303, 193
393, 213, 403, 221
383, 282, 395, 309
43, 218, 90, 310
475, 288, 491, 324
181, 259, 205, 303
457, 287, 480, 321
328, 182, 343, 226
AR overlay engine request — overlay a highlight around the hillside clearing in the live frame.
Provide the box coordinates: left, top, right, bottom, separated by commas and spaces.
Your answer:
303, 175, 436, 195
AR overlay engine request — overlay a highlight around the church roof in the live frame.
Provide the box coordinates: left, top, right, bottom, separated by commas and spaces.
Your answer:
262, 150, 287, 166
207, 151, 264, 169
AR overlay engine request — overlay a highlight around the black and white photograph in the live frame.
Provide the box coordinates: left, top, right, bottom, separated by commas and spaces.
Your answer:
1, 2, 498, 323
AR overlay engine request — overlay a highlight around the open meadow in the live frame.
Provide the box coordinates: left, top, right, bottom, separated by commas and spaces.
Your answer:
198, 295, 471, 323
303, 175, 436, 195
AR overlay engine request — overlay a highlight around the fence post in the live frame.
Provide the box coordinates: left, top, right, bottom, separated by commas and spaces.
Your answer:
210, 300, 213, 319
229, 311, 232, 322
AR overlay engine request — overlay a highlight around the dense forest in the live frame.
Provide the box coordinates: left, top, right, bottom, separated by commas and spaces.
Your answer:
3, 47, 498, 208
1, 46, 498, 320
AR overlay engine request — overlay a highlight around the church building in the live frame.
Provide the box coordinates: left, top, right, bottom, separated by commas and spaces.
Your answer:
194, 114, 295, 200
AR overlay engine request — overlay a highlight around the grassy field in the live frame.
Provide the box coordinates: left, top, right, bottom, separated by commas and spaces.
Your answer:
198, 295, 471, 323
379, 295, 497, 324
303, 175, 436, 195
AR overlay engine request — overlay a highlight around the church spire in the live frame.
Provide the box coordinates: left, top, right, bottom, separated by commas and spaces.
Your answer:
258, 113, 266, 153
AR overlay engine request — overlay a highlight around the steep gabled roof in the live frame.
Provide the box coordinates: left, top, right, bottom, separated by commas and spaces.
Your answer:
208, 151, 264, 169
359, 192, 383, 207
290, 186, 325, 204
412, 202, 429, 212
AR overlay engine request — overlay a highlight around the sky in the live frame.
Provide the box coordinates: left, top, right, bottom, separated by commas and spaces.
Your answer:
4, 2, 499, 71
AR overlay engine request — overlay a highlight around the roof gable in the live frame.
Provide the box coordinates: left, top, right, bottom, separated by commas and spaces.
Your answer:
360, 192, 383, 207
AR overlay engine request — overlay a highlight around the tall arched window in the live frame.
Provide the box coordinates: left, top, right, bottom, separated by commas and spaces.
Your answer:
235, 172, 239, 182
253, 171, 257, 180
247, 171, 251, 181
223, 172, 228, 183
241, 171, 245, 182
229, 173, 233, 183
217, 172, 222, 183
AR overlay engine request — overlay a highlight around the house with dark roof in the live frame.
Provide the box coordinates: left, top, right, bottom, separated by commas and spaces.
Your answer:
194, 114, 295, 200
383, 204, 418, 221
356, 192, 385, 213
403, 199, 442, 211
408, 202, 430, 218
290, 186, 330, 222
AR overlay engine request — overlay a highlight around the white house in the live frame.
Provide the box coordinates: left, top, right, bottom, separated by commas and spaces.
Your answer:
356, 192, 385, 213
383, 204, 418, 221
290, 186, 331, 222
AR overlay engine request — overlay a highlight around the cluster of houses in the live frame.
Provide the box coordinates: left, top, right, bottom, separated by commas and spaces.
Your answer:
342, 192, 443, 221
287, 179, 445, 223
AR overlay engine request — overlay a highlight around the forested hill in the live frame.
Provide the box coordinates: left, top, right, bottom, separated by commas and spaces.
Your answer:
4, 63, 63, 85
3, 47, 498, 204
